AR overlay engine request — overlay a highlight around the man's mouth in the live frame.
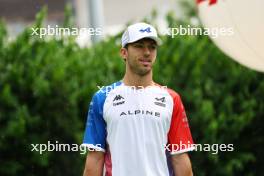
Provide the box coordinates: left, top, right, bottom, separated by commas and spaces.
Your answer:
139, 59, 151, 66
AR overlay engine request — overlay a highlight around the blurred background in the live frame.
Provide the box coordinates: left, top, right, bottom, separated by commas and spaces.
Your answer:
0, 0, 263, 175
0, 0, 181, 43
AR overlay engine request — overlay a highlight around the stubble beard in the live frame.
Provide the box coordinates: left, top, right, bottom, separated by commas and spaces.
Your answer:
127, 58, 152, 76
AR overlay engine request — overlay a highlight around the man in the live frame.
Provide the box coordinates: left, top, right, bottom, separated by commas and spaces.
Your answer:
82, 22, 195, 176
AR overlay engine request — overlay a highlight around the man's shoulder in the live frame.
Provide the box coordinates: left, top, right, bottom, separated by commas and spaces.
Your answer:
88, 81, 122, 107
94, 81, 122, 97
155, 83, 180, 99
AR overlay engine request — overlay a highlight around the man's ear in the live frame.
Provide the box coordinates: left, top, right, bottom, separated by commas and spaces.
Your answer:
120, 48, 128, 62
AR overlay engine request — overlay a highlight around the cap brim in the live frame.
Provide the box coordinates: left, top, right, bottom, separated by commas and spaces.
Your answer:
128, 36, 162, 46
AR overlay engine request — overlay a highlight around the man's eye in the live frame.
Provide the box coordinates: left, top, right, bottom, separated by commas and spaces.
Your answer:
151, 45, 157, 49
134, 44, 143, 48
149, 45, 157, 50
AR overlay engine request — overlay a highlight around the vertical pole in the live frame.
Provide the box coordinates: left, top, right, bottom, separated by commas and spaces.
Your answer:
88, 0, 104, 43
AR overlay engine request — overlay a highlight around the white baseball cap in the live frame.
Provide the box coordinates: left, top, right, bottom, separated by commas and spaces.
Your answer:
121, 22, 161, 48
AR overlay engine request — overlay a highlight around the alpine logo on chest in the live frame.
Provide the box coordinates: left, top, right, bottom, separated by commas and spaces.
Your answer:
154, 97, 166, 107
120, 109, 160, 117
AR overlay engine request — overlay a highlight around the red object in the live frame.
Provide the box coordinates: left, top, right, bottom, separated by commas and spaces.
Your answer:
196, 0, 217, 5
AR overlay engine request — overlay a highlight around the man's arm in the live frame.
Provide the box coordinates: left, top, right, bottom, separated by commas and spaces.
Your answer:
83, 151, 105, 176
171, 153, 193, 176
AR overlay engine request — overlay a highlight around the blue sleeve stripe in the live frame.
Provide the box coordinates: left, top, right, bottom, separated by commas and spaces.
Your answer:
82, 81, 122, 150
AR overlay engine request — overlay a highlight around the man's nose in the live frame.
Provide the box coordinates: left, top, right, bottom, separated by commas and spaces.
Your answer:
143, 46, 150, 56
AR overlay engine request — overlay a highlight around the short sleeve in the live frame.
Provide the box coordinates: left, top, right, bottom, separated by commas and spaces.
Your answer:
82, 92, 107, 152
167, 92, 195, 155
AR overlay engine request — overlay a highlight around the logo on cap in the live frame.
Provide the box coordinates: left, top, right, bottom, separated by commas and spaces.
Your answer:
139, 27, 151, 33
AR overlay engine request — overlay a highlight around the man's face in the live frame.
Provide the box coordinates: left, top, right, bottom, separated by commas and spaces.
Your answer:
121, 38, 157, 76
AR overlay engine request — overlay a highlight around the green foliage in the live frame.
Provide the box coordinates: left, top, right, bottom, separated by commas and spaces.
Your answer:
0, 8, 123, 176
0, 5, 263, 176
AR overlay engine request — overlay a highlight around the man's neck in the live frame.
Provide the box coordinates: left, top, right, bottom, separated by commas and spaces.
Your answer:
122, 71, 154, 88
